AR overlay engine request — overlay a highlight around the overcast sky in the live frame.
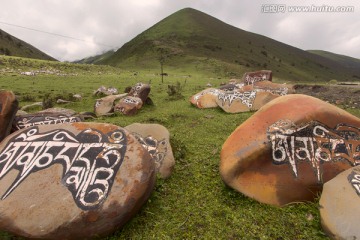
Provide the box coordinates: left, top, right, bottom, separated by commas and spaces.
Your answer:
1, 0, 359, 61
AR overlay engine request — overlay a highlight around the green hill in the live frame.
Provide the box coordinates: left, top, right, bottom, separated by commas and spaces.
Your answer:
0, 29, 56, 61
74, 50, 115, 64
94, 8, 360, 82
308, 50, 360, 72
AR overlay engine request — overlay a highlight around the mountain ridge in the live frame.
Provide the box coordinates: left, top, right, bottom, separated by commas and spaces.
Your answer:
81, 8, 360, 82
0, 28, 56, 61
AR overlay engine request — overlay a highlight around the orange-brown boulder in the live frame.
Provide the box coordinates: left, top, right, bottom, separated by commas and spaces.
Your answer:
189, 88, 222, 109
220, 94, 360, 206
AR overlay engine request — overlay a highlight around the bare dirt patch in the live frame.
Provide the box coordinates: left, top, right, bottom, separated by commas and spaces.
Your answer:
294, 84, 360, 109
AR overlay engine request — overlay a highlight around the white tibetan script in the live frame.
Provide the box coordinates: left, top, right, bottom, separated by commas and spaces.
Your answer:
0, 127, 126, 210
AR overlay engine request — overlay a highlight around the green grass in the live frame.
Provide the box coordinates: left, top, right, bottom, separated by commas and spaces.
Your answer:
1, 56, 359, 239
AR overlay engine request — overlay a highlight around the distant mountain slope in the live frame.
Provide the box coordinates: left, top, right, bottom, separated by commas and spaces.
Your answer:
0, 29, 55, 61
95, 8, 359, 82
308, 50, 360, 70
74, 50, 115, 64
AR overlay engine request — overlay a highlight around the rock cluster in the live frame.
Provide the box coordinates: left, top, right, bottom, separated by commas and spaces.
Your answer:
94, 82, 151, 116
190, 78, 293, 113
242, 70, 272, 85
0, 89, 175, 239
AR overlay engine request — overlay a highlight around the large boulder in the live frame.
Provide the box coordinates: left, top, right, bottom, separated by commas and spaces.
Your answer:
0, 122, 155, 239
0, 90, 18, 141
320, 166, 360, 239
125, 123, 175, 179
189, 88, 222, 109
220, 94, 360, 206
216, 90, 279, 113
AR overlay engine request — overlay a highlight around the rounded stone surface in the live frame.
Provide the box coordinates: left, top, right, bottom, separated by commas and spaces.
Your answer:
0, 122, 155, 239
125, 123, 175, 179
220, 94, 360, 206
189, 88, 221, 109
320, 166, 360, 239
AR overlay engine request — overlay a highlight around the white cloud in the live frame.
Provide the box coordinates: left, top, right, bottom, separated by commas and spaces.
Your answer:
0, 0, 359, 61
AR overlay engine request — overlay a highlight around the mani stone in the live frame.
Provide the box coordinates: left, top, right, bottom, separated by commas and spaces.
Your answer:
94, 93, 127, 116
12, 112, 82, 131
127, 83, 151, 103
189, 88, 222, 109
0, 90, 18, 142
0, 122, 155, 239
320, 166, 360, 239
125, 123, 175, 179
114, 96, 143, 116
220, 94, 360, 206
242, 70, 272, 85
215, 90, 279, 113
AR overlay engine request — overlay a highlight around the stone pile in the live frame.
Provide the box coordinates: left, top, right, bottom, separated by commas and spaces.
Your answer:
242, 70, 272, 85
190, 77, 293, 113
94, 83, 151, 116
220, 94, 360, 206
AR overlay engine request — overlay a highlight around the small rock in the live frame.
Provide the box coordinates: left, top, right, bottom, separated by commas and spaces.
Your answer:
189, 88, 222, 108
56, 99, 72, 104
125, 123, 175, 179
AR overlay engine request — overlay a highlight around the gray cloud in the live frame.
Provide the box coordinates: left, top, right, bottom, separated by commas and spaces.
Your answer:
0, 0, 359, 61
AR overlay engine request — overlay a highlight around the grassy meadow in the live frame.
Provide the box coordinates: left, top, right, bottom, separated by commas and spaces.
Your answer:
1, 56, 359, 240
